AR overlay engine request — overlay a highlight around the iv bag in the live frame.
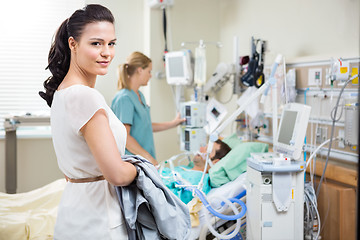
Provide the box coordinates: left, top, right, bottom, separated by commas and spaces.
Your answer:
194, 46, 206, 86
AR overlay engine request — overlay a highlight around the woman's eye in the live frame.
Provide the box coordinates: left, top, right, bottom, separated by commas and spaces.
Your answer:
109, 42, 116, 46
91, 42, 101, 46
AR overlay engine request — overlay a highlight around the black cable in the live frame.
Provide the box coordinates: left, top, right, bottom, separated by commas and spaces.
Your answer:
162, 7, 168, 61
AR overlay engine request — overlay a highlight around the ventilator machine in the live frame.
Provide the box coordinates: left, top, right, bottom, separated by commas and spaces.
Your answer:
246, 103, 311, 240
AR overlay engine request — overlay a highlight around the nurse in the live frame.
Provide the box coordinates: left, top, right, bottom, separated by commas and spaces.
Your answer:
111, 52, 185, 166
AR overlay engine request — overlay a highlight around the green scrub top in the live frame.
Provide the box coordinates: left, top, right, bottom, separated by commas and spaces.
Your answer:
111, 89, 156, 158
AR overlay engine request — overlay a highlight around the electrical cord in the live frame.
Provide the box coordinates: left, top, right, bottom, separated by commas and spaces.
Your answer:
304, 182, 321, 240
306, 137, 340, 169
162, 7, 168, 61
315, 77, 354, 197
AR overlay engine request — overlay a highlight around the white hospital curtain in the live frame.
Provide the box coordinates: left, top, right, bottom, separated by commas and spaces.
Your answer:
0, 0, 85, 128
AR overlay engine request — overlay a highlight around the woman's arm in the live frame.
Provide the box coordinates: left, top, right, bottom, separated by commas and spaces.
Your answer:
81, 109, 137, 186
152, 112, 185, 132
124, 124, 158, 166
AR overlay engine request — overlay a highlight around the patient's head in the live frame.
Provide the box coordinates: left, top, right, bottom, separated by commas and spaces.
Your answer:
192, 139, 231, 172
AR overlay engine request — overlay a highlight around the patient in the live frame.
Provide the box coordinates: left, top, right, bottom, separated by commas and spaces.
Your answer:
160, 139, 231, 204
191, 139, 232, 173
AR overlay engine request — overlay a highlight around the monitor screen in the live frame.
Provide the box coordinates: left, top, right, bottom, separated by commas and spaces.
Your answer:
168, 56, 184, 78
274, 103, 311, 160
211, 107, 220, 118
165, 50, 193, 85
278, 110, 298, 145
185, 106, 191, 117
185, 130, 190, 142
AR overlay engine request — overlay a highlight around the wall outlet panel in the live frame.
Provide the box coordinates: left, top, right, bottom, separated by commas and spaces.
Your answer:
308, 68, 322, 86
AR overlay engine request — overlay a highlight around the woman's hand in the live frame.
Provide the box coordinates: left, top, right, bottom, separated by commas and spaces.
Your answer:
172, 112, 186, 127
152, 112, 185, 132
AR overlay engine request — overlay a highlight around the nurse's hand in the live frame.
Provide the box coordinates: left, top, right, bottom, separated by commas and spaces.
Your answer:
172, 112, 186, 127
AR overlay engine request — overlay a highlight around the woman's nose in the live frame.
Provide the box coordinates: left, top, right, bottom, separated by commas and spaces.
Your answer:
101, 46, 110, 57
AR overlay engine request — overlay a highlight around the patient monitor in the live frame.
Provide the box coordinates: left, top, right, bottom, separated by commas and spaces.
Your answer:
180, 101, 206, 128
179, 101, 207, 152
165, 50, 193, 86
180, 127, 207, 152
204, 98, 227, 134
246, 103, 311, 240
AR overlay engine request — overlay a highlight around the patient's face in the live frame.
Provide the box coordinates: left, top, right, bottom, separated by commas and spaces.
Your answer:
194, 142, 221, 165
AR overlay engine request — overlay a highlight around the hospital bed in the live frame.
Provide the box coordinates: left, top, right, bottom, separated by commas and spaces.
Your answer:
160, 136, 269, 240
0, 178, 66, 240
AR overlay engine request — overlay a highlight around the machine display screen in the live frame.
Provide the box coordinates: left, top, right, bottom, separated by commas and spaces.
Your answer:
185, 106, 191, 117
211, 107, 220, 118
278, 110, 297, 145
185, 130, 190, 142
168, 56, 184, 77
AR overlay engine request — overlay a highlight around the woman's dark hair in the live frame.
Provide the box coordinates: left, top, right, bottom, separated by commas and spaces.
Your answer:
39, 4, 115, 107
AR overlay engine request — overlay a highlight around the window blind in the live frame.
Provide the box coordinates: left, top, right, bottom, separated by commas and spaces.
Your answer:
0, 0, 85, 129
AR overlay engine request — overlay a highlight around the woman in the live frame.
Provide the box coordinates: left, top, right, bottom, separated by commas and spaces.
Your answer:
39, 4, 136, 239
111, 52, 185, 166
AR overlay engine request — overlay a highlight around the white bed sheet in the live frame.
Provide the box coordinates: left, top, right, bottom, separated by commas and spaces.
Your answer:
189, 173, 247, 240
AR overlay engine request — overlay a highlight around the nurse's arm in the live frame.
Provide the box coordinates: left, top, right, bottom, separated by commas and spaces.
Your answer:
152, 112, 185, 132
124, 124, 158, 166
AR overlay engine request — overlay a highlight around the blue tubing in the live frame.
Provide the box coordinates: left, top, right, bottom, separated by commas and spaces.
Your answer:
190, 187, 247, 221
221, 189, 246, 207
234, 189, 246, 201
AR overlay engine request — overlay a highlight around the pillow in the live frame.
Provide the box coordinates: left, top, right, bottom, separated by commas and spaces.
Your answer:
222, 133, 242, 149
209, 142, 269, 188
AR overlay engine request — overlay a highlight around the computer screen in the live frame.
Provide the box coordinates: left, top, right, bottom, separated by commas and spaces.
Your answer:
211, 107, 221, 118
277, 110, 298, 145
204, 98, 227, 134
274, 103, 311, 161
168, 56, 184, 78
165, 50, 193, 85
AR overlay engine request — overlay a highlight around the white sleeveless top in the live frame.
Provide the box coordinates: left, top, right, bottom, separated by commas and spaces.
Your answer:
51, 85, 128, 239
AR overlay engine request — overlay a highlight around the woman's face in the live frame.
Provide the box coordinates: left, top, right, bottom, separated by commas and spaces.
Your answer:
71, 21, 116, 77
139, 62, 152, 86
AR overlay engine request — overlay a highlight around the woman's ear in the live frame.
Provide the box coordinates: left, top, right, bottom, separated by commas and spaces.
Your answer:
68, 37, 77, 51
137, 67, 143, 74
